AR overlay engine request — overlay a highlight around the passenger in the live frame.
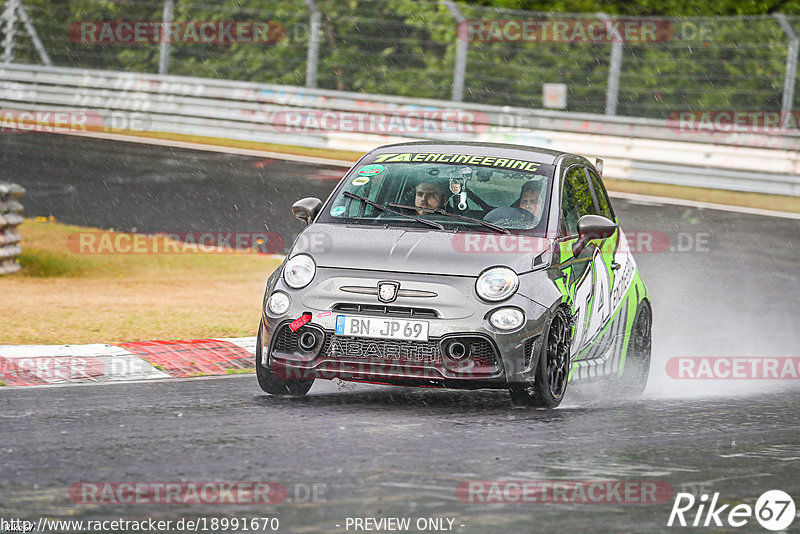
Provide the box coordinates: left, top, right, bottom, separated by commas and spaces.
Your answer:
483, 180, 544, 228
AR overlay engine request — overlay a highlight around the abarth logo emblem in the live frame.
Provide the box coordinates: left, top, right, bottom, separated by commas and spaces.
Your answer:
378, 281, 400, 303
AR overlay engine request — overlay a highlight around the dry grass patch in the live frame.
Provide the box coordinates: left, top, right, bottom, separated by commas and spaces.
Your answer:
0, 219, 282, 344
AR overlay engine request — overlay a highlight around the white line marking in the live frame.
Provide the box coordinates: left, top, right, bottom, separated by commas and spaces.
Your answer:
219, 336, 258, 355
0, 344, 170, 382
52, 129, 356, 167
0, 372, 253, 390
0, 344, 131, 358
609, 191, 800, 220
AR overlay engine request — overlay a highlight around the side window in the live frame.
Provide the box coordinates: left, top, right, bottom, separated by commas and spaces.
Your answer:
586, 169, 614, 221
560, 166, 595, 236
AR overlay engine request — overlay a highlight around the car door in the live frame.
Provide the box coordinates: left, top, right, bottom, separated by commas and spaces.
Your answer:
584, 167, 619, 276
555, 164, 614, 358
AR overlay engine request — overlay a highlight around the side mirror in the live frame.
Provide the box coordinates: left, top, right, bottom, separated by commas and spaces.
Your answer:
595, 158, 604, 177
291, 197, 323, 226
572, 214, 617, 256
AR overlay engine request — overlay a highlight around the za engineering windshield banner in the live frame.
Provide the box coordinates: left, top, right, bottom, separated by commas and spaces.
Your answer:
371, 152, 555, 174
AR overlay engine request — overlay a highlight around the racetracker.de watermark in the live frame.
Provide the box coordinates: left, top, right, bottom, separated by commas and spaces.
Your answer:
66, 232, 285, 254
271, 351, 499, 381
0, 110, 152, 134
269, 110, 490, 135
0, 356, 105, 383
68, 21, 285, 44
668, 111, 800, 134
459, 19, 674, 42
666, 357, 800, 379
456, 480, 674, 503
450, 232, 711, 254
68, 482, 326, 504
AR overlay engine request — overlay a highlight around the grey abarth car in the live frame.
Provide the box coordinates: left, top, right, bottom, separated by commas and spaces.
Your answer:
257, 141, 652, 408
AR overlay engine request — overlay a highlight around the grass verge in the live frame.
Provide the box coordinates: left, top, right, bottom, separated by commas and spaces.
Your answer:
0, 219, 282, 345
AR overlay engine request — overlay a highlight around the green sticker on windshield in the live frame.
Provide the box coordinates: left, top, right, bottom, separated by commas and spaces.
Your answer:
357, 164, 384, 177
331, 206, 346, 216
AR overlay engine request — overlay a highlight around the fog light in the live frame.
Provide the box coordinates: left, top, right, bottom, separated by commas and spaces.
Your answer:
267, 291, 291, 316
490, 307, 525, 331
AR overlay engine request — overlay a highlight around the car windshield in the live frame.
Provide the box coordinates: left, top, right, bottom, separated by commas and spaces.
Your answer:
318, 152, 556, 235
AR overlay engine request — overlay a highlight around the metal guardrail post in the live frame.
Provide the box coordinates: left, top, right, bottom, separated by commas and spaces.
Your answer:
773, 13, 798, 120
599, 13, 622, 116
0, 183, 24, 275
304, 0, 321, 88
2, 0, 19, 64
443, 1, 467, 102
158, 0, 175, 75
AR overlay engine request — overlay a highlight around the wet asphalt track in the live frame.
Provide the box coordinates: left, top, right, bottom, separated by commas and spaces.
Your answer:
2, 133, 800, 533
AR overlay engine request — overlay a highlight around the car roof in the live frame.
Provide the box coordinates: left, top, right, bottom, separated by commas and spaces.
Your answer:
369, 141, 569, 165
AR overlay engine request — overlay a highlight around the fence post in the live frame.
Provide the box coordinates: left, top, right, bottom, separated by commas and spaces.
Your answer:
2, 0, 19, 64
17, 1, 51, 66
443, 0, 467, 102
773, 13, 798, 120
304, 0, 321, 88
598, 13, 622, 116
158, 0, 174, 75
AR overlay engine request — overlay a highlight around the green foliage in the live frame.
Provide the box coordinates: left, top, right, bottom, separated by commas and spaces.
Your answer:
17, 248, 92, 277
225, 368, 255, 374
467, 0, 800, 16
5, 0, 800, 118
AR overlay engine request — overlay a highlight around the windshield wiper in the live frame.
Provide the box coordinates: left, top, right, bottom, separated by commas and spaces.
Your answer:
343, 192, 444, 230
388, 203, 510, 235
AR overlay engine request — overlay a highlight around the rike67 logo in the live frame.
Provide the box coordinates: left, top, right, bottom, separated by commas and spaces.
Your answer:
668, 490, 795, 531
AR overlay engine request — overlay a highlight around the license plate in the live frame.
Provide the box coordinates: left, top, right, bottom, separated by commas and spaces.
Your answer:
335, 315, 429, 342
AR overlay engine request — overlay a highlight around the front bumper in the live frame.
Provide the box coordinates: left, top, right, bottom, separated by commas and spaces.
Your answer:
267, 319, 506, 388
260, 267, 552, 389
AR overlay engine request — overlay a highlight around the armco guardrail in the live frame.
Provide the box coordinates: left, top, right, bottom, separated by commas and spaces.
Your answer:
0, 183, 24, 275
1, 64, 799, 197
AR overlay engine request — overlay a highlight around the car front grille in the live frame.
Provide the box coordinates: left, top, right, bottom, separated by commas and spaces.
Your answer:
321, 334, 443, 364
274, 327, 301, 353
271, 323, 500, 378
524, 337, 536, 369
322, 333, 499, 368
331, 303, 438, 318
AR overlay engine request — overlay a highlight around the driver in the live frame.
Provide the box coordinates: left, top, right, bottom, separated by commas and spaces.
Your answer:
414, 181, 448, 215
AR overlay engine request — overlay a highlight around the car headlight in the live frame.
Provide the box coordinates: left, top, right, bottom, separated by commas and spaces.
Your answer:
267, 291, 291, 316
283, 254, 316, 289
490, 307, 525, 330
476, 267, 519, 302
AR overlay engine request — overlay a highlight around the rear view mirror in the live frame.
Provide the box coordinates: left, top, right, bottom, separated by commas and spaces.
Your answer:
291, 197, 323, 226
573, 214, 617, 256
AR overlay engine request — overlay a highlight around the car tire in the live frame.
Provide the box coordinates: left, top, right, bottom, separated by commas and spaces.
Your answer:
509, 307, 571, 408
255, 322, 314, 396
616, 302, 652, 397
